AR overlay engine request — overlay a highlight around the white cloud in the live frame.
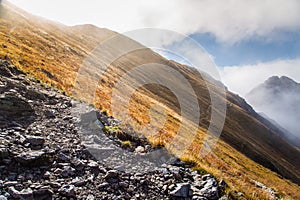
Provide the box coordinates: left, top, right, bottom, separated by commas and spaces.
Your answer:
7, 0, 300, 43
220, 58, 300, 97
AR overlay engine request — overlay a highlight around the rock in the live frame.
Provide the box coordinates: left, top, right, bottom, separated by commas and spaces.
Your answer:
119, 182, 129, 189
71, 177, 86, 187
193, 175, 219, 200
202, 174, 213, 181
86, 194, 95, 200
25, 135, 45, 146
169, 157, 187, 167
98, 182, 109, 189
218, 179, 227, 195
98, 166, 107, 174
49, 182, 61, 188
253, 180, 279, 200
134, 146, 145, 154
14, 151, 52, 167
0, 148, 9, 162
61, 166, 76, 177
8, 187, 34, 200
53, 168, 63, 175
170, 183, 191, 198
25, 89, 46, 100
104, 170, 119, 180
58, 184, 76, 197
44, 110, 56, 118
8, 187, 53, 200
43, 171, 51, 179
0, 63, 14, 77
58, 152, 70, 162
63, 116, 73, 121
168, 184, 176, 190
199, 186, 219, 200
219, 179, 227, 188
0, 95, 36, 128
33, 188, 53, 200
70, 157, 85, 170
0, 195, 7, 200
192, 196, 208, 200
87, 160, 98, 168
0, 95, 34, 116
104, 170, 119, 184
0, 61, 24, 77
3, 181, 18, 187
204, 178, 218, 188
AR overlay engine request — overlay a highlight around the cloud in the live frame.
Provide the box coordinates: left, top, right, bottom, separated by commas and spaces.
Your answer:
8, 0, 300, 43
220, 58, 300, 97
138, 0, 300, 43
245, 76, 300, 142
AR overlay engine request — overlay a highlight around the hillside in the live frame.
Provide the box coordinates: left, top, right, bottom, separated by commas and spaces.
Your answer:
0, 59, 240, 199
1, 1, 300, 199
246, 76, 300, 148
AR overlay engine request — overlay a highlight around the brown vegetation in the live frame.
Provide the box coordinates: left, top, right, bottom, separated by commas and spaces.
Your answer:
1, 1, 299, 199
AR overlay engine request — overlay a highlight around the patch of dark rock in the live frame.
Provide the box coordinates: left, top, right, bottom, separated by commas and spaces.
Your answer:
0, 60, 25, 78
0, 95, 35, 128
14, 150, 53, 167
8, 186, 53, 200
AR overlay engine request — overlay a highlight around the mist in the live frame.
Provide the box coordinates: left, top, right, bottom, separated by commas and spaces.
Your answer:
221, 58, 300, 97
246, 76, 300, 145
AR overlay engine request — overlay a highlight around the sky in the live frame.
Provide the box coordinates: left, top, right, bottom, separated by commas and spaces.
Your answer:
7, 0, 300, 96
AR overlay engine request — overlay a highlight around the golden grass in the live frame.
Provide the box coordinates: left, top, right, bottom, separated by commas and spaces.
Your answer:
0, 3, 299, 199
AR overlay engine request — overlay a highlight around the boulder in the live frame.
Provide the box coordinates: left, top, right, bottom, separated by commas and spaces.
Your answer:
58, 184, 76, 197
104, 170, 119, 180
170, 183, 191, 198
0, 148, 9, 162
14, 151, 52, 167
25, 135, 45, 146
8, 186, 53, 200
134, 146, 145, 154
0, 95, 35, 127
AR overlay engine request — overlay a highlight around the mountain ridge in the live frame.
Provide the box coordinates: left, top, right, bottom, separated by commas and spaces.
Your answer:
246, 75, 300, 148
1, 1, 300, 199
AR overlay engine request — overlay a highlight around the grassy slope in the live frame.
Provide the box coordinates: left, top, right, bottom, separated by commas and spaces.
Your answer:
1, 1, 299, 199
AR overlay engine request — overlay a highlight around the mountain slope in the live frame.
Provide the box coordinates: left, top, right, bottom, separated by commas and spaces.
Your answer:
1, 60, 233, 199
1, 1, 300, 199
246, 76, 300, 148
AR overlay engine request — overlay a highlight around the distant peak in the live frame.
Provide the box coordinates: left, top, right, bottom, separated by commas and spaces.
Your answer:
264, 75, 298, 87
267, 75, 280, 80
265, 75, 280, 84
279, 75, 294, 82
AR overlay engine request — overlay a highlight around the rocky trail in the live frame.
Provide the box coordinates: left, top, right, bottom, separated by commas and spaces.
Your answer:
0, 60, 236, 199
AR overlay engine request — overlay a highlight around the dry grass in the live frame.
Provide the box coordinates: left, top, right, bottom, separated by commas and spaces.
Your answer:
1, 2, 300, 199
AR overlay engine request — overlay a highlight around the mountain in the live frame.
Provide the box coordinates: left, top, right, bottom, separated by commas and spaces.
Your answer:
246, 76, 300, 148
0, 59, 232, 199
1, 1, 300, 199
